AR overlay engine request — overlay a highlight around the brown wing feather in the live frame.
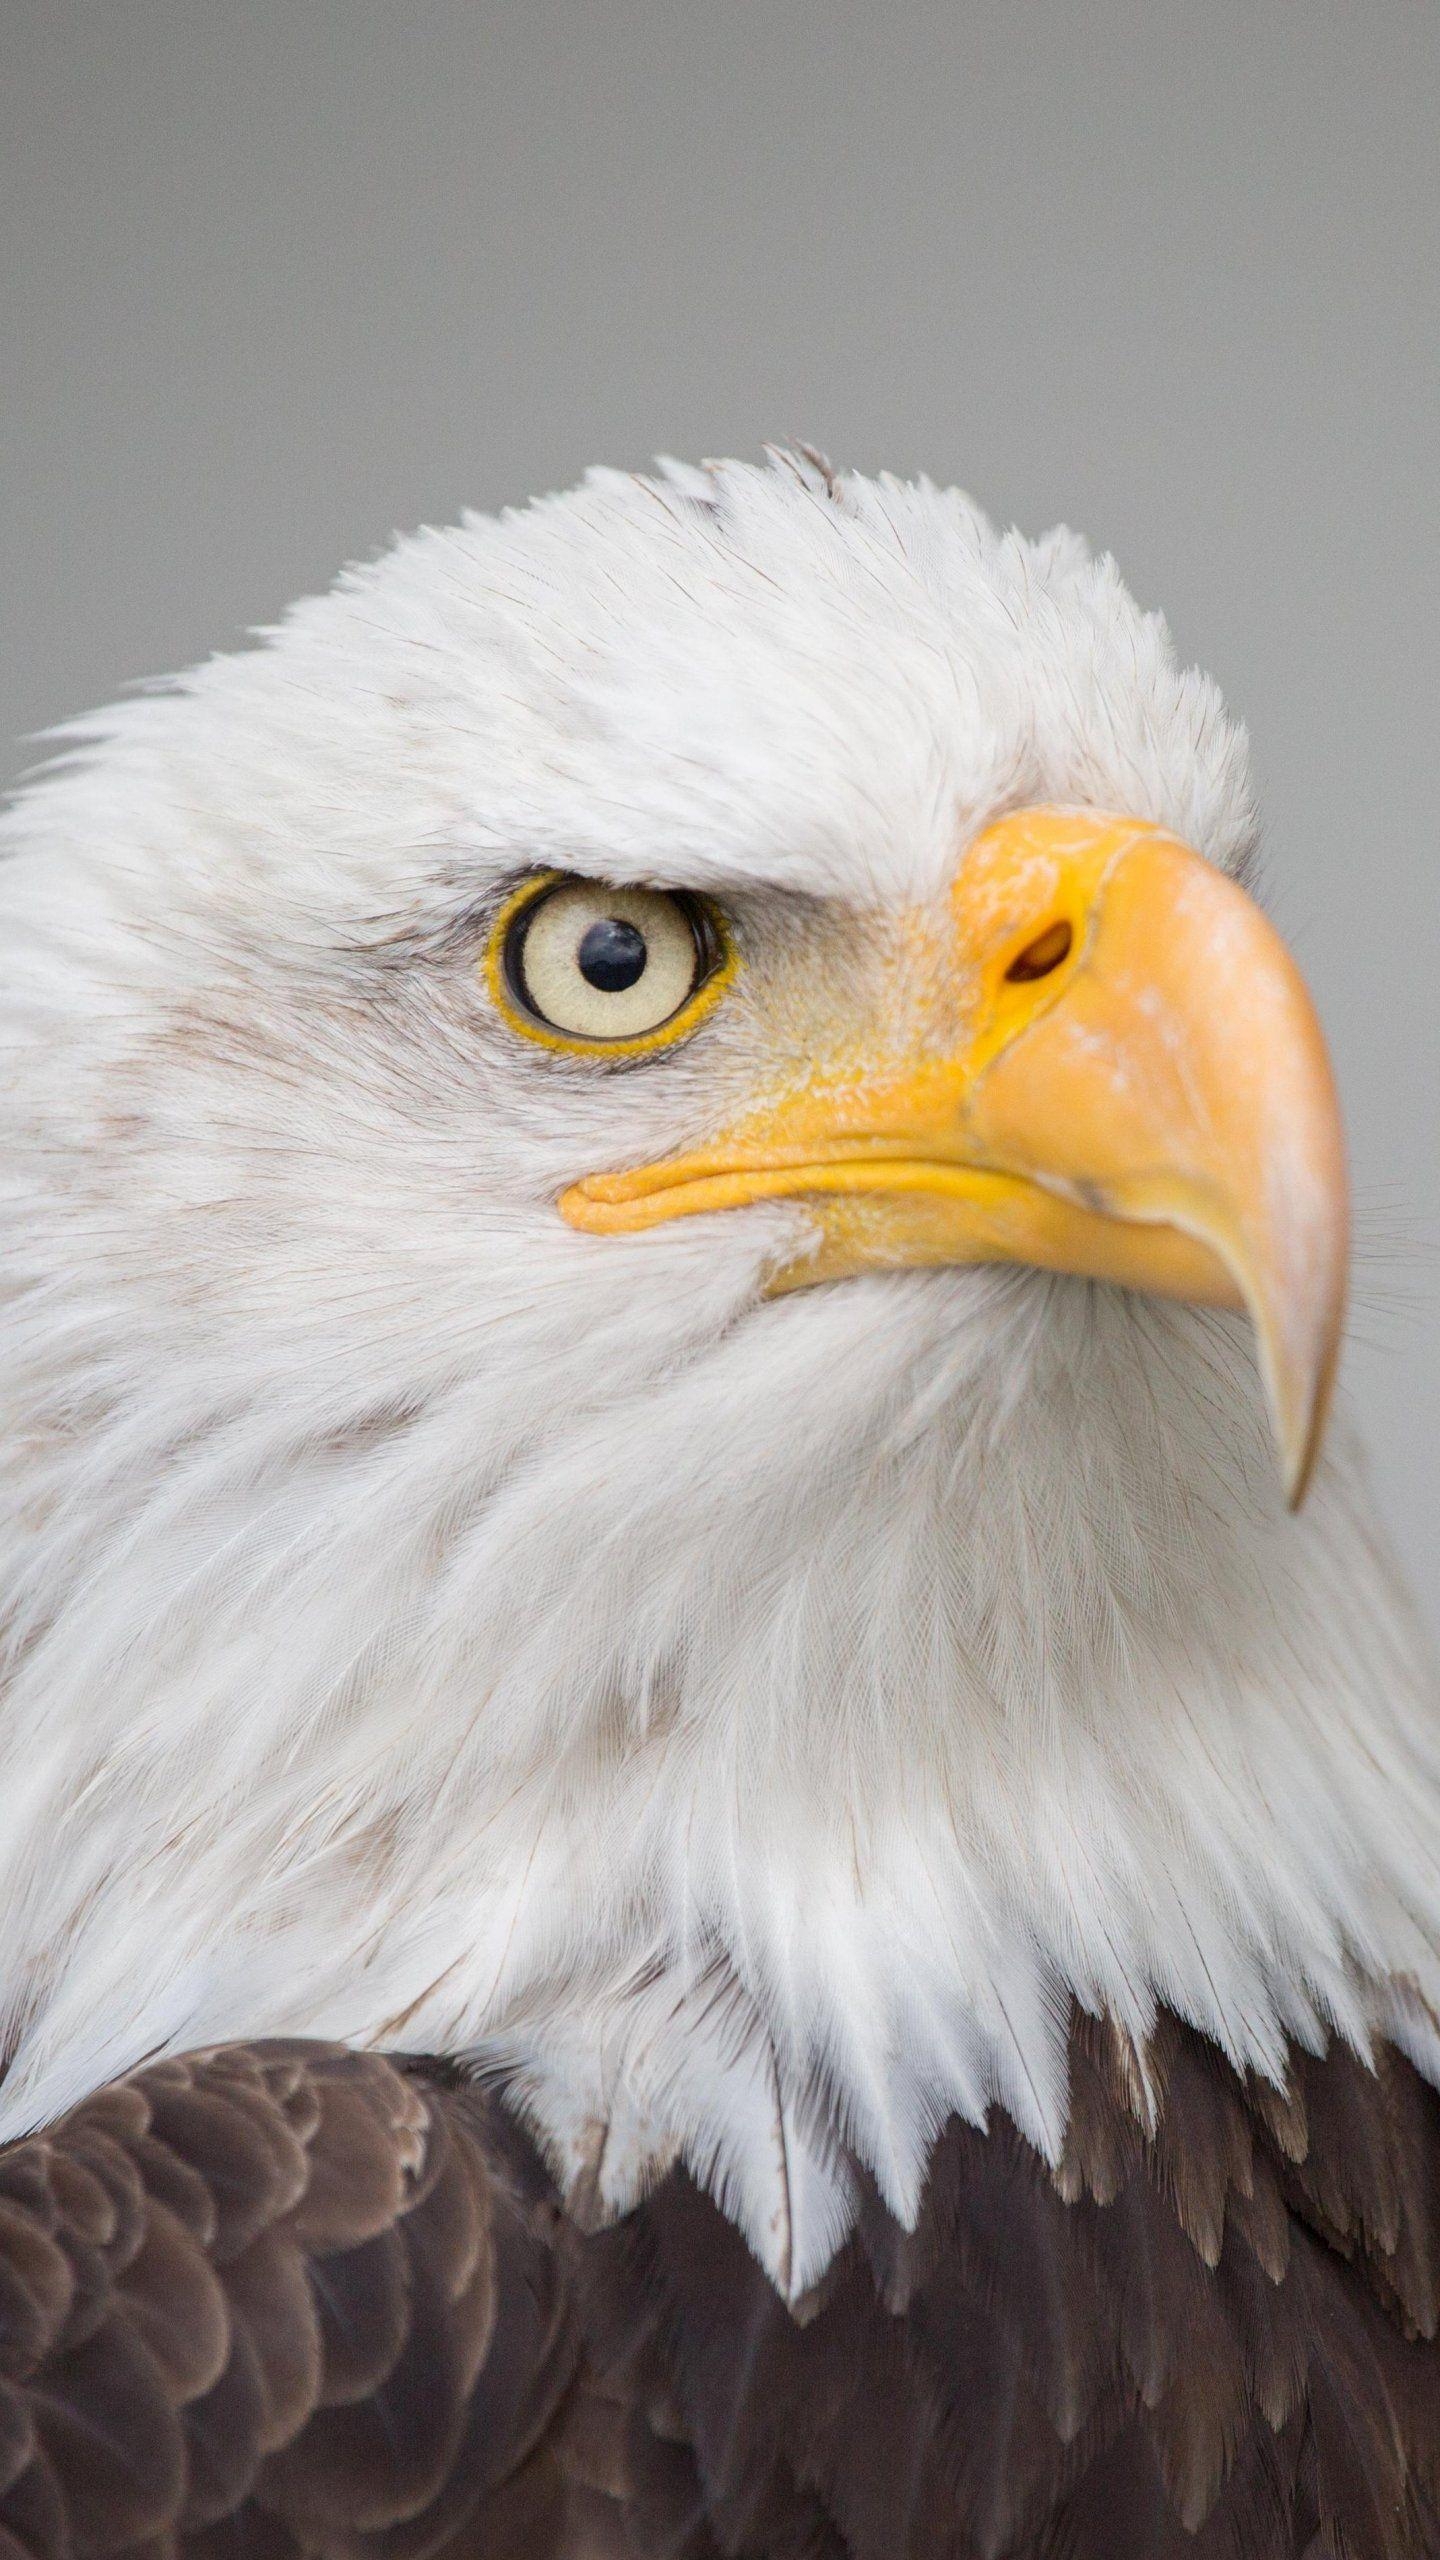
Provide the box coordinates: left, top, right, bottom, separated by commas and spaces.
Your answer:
562, 2012, 1440, 2559
0, 2043, 577, 2559
5, 2014, 1440, 2557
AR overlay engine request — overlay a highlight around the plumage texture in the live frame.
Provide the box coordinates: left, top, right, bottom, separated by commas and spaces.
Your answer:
0, 448, 1435, 2309
6, 2016, 1440, 2556
0, 2043, 572, 2556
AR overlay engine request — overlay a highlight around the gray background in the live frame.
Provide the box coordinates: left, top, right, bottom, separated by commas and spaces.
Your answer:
5, 1, 1437, 1630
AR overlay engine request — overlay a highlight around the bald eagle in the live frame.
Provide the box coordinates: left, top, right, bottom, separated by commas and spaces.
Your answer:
0, 450, 1434, 2558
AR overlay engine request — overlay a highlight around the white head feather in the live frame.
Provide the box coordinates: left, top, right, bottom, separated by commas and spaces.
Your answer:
1, 452, 1434, 2293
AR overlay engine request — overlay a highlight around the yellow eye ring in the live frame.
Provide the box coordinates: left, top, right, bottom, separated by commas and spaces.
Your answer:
482, 872, 737, 1058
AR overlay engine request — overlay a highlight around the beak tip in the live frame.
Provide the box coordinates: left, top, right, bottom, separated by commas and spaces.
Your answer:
1270, 1323, 1343, 1513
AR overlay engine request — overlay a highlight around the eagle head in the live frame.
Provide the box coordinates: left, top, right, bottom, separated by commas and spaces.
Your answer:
0, 452, 1429, 2291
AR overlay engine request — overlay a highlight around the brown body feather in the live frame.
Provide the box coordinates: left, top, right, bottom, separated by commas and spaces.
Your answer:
1, 2017, 1439, 2557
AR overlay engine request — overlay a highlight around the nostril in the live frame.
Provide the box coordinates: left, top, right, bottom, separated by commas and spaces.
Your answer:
1005, 919, 1073, 983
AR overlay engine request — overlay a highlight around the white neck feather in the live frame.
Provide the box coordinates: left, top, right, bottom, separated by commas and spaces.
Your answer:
1, 1248, 1435, 2297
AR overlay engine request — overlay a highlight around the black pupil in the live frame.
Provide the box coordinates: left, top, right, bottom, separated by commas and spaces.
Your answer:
577, 915, 648, 993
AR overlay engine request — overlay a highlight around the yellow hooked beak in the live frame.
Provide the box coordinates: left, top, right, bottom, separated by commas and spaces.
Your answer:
560, 808, 1349, 1505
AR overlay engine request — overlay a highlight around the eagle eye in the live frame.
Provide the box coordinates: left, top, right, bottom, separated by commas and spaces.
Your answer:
487, 876, 732, 1054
